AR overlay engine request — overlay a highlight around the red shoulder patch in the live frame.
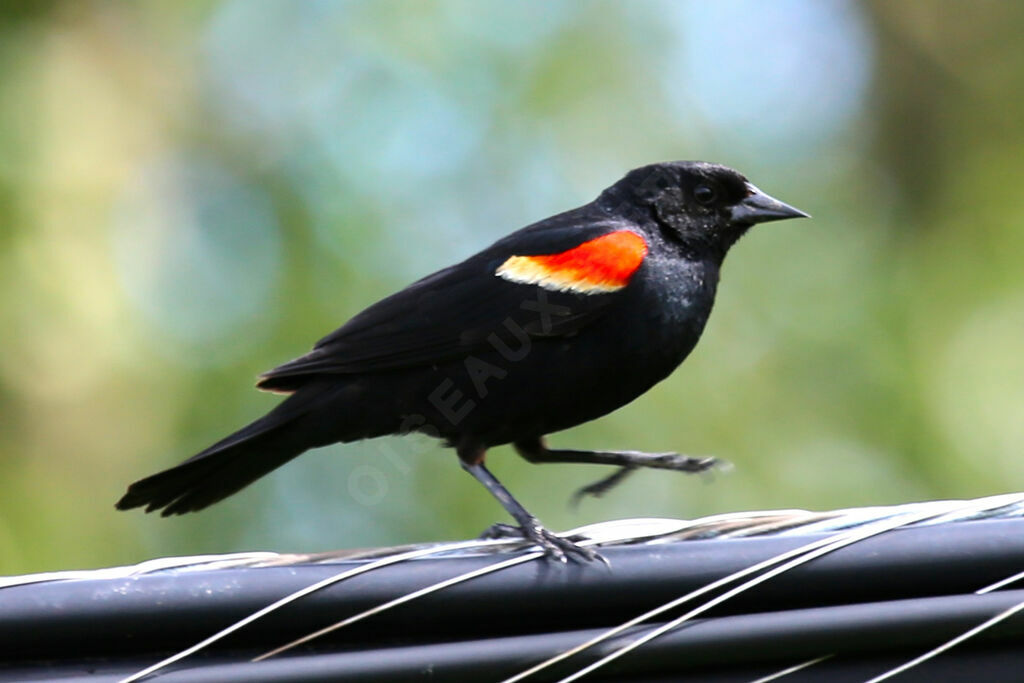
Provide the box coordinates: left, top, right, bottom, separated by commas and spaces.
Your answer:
496, 230, 648, 294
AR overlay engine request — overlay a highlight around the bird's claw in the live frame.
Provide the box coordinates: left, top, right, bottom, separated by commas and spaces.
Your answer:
479, 522, 525, 540
570, 454, 723, 505
570, 466, 638, 507
479, 520, 604, 564
652, 453, 720, 473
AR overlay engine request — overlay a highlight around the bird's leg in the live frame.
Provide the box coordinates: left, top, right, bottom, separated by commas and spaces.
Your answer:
514, 436, 721, 502
458, 448, 599, 563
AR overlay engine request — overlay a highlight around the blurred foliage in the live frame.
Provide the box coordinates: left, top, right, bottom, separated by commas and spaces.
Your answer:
2, 0, 1024, 574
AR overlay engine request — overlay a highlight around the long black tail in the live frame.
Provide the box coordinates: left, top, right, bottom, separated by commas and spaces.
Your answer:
116, 383, 351, 516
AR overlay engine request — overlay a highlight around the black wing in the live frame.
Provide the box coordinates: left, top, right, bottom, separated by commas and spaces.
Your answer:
257, 207, 640, 392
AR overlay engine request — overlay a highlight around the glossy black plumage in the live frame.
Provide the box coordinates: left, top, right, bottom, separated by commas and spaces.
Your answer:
117, 161, 807, 560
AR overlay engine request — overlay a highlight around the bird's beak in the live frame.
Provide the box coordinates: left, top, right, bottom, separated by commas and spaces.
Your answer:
730, 184, 809, 225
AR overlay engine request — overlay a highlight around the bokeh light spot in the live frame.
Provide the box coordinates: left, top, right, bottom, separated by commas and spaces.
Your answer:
663, 0, 874, 156
111, 154, 282, 351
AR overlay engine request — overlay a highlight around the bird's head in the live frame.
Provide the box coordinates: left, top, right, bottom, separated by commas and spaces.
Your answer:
600, 161, 808, 259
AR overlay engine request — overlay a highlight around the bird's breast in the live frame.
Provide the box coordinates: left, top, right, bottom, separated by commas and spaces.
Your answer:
627, 256, 719, 364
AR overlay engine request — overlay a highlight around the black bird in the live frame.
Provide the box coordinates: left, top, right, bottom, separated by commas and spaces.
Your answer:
117, 161, 807, 561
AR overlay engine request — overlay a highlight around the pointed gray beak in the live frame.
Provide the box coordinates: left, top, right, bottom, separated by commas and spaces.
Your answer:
730, 184, 809, 225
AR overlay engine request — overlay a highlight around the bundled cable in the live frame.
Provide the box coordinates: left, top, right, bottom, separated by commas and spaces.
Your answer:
3, 493, 1024, 681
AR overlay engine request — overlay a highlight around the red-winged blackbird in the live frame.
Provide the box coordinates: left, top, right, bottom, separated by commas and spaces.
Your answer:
117, 161, 807, 561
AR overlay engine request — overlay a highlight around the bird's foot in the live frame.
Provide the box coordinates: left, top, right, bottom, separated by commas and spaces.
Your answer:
570, 466, 638, 507
571, 454, 723, 504
479, 520, 603, 564
480, 522, 526, 540
648, 453, 720, 473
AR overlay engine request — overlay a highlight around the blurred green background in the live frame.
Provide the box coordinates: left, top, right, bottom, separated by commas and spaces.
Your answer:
2, 1, 1024, 575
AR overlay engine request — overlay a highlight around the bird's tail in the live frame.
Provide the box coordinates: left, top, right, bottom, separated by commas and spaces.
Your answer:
116, 383, 351, 516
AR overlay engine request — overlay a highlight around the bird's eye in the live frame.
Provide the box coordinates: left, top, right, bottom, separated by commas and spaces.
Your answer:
693, 185, 717, 205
